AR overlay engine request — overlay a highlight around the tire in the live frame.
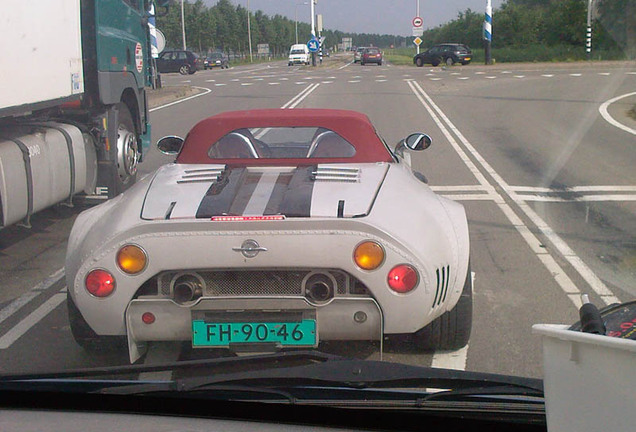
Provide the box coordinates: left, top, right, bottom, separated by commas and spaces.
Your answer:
67, 293, 126, 353
412, 263, 473, 350
179, 64, 190, 75
431, 57, 441, 67
378, 61, 382, 66
114, 103, 138, 192
445, 57, 454, 66
415, 57, 424, 67
360, 61, 365, 66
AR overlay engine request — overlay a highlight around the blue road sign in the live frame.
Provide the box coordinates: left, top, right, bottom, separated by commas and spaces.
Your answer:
307, 38, 319, 52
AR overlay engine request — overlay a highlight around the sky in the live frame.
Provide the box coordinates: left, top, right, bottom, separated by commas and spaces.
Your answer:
204, 1, 505, 37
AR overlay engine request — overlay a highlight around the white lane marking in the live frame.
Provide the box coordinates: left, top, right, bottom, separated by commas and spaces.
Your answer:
321, 81, 334, 84
0, 292, 66, 349
0, 268, 64, 325
375, 79, 387, 82
627, 72, 636, 75
440, 194, 494, 201
280, 77, 289, 80
205, 79, 215, 82
485, 76, 497, 79
431, 346, 469, 371
431, 185, 489, 192
514, 75, 525, 78
181, 80, 191, 83
598, 73, 611, 76
516, 194, 636, 202
426, 73, 435, 76
295, 81, 306, 84
338, 61, 354, 70
327, 76, 336, 79
409, 80, 619, 306
542, 74, 554, 77
241, 83, 253, 86
570, 73, 582, 77
230, 78, 240, 81
474, 72, 485, 75
599, 92, 636, 136
510, 185, 636, 193
430, 78, 442, 81
348, 80, 361, 83
450, 72, 461, 76
457, 77, 469, 80
501, 71, 512, 74
149, 87, 212, 112
214, 83, 226, 86
281, 83, 320, 109
268, 82, 280, 85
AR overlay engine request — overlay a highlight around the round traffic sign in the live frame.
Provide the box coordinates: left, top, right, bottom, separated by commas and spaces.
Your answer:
413, 16, 423, 27
307, 38, 319, 52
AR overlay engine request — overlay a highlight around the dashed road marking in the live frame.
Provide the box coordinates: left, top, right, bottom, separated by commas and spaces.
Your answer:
542, 74, 554, 77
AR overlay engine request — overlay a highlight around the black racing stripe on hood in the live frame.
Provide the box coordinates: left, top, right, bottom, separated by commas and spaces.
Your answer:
272, 166, 316, 217
196, 167, 248, 218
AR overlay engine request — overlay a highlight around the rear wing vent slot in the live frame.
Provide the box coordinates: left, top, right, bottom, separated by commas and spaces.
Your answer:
433, 265, 451, 308
177, 167, 225, 184
312, 166, 360, 182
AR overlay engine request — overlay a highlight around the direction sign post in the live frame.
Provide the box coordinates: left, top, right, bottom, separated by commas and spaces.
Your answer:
412, 16, 423, 54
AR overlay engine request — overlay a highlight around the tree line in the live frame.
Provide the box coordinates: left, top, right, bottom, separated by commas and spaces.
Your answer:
156, 0, 634, 59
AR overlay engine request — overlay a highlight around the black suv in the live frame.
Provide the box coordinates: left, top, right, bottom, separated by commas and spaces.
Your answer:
157, 50, 201, 75
413, 44, 472, 67
204, 52, 229, 69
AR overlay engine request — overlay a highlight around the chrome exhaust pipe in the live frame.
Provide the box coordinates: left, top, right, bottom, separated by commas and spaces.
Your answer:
173, 275, 203, 304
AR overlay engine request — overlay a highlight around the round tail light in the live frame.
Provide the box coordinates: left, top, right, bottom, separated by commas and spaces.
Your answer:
353, 241, 385, 270
117, 244, 147, 274
85, 269, 116, 297
387, 265, 418, 293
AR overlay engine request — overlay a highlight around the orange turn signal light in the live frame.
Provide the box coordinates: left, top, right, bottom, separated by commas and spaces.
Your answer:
116, 244, 147, 274
353, 241, 385, 270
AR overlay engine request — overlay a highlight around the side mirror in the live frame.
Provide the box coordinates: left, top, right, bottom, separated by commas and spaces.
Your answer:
394, 133, 432, 157
405, 133, 432, 151
157, 136, 184, 155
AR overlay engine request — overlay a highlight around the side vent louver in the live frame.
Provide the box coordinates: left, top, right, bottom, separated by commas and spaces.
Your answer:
312, 166, 360, 182
433, 265, 451, 308
177, 167, 225, 184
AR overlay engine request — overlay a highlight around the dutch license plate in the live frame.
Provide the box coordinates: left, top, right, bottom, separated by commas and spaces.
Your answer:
465, 57, 471, 61
192, 319, 316, 347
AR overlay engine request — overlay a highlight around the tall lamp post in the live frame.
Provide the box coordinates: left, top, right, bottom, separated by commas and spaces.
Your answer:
181, 0, 186, 50
295, 2, 308, 45
247, 0, 253, 62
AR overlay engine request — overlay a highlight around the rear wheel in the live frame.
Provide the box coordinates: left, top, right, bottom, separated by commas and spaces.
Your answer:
431, 57, 441, 67
445, 57, 455, 66
413, 263, 472, 350
114, 103, 138, 192
67, 293, 126, 353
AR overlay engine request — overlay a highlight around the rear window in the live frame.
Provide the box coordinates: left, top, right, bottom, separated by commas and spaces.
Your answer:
366, 49, 380, 54
207, 127, 356, 159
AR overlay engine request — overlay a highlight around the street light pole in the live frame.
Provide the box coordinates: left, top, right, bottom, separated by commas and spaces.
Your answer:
295, 2, 307, 45
310, 0, 316, 66
416, 0, 420, 55
181, 0, 186, 50
247, 0, 253, 62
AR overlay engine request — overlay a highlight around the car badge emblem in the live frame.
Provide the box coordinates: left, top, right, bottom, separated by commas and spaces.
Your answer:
232, 239, 267, 258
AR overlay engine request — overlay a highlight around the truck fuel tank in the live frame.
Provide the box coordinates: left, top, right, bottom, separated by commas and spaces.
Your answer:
0, 122, 97, 228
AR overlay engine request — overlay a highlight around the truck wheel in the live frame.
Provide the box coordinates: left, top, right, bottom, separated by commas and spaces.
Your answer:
413, 263, 473, 350
114, 103, 138, 191
179, 64, 190, 75
67, 293, 126, 353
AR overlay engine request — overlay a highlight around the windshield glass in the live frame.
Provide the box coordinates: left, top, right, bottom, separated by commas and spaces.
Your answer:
1, 0, 634, 423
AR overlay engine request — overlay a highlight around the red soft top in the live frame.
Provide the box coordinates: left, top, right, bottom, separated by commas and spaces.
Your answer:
176, 109, 394, 165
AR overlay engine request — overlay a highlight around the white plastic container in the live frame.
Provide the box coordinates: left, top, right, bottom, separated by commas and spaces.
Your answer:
532, 324, 636, 432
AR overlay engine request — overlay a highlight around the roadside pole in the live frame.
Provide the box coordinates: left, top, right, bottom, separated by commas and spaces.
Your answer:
484, 0, 492, 65
310, 0, 316, 66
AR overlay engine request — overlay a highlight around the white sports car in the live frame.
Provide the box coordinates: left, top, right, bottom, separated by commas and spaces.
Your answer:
65, 109, 472, 363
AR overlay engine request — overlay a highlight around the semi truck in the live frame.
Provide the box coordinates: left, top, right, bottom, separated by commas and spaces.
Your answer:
0, 0, 168, 229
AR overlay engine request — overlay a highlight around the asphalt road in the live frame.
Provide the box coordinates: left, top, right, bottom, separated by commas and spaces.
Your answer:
1, 55, 634, 379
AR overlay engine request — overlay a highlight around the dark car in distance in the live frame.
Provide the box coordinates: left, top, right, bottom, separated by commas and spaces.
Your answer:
360, 47, 382, 65
413, 43, 472, 67
204, 52, 229, 69
157, 50, 201, 75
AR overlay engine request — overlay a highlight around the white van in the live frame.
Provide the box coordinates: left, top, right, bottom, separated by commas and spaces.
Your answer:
288, 44, 310, 66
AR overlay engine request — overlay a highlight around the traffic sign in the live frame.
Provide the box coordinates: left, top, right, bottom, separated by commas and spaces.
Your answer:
413, 37, 422, 46
412, 16, 423, 27
307, 38, 319, 52
412, 27, 423, 37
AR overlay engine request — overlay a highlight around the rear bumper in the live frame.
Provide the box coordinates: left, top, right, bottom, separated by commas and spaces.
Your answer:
126, 296, 382, 363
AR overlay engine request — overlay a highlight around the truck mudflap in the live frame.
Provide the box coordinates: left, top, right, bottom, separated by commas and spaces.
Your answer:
0, 122, 96, 228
